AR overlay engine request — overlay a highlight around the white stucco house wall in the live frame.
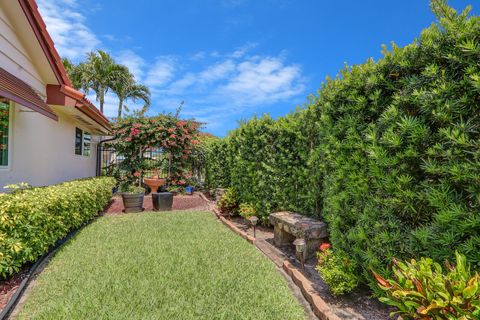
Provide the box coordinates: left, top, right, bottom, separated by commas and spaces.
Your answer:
0, 0, 110, 188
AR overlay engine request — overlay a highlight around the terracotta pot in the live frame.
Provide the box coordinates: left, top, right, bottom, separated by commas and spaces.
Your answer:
122, 192, 144, 213
144, 178, 166, 193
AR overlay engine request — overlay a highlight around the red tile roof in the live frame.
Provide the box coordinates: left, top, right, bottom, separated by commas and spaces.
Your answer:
0, 67, 57, 120
18, 0, 71, 87
17, 0, 111, 130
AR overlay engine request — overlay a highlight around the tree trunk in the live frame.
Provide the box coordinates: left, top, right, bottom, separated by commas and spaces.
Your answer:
99, 90, 105, 113
117, 98, 123, 119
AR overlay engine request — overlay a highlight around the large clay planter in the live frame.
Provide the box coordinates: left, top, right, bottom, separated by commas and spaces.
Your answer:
122, 192, 144, 213
143, 178, 166, 193
152, 192, 173, 211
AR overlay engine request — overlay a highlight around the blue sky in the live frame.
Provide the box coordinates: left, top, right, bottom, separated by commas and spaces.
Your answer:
38, 0, 477, 136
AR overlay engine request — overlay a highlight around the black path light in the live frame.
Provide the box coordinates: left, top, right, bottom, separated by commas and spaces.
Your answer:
293, 238, 306, 272
249, 216, 259, 238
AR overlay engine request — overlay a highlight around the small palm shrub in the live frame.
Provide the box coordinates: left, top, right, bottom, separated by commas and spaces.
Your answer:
374, 252, 480, 319
217, 187, 239, 215
316, 247, 359, 296
0, 177, 115, 279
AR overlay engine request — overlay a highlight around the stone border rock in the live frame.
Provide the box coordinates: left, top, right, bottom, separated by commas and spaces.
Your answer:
198, 192, 341, 320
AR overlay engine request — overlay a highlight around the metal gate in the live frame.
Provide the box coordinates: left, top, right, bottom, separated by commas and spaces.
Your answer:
96, 140, 205, 183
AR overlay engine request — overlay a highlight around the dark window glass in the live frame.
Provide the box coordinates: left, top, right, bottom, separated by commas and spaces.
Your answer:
75, 127, 83, 155
0, 97, 10, 166
83, 131, 91, 156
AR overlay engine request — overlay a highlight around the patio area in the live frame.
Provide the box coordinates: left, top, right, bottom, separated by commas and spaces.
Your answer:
104, 193, 209, 214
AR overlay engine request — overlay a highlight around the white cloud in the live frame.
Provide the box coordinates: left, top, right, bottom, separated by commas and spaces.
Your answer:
37, 0, 100, 61
229, 42, 257, 58
197, 60, 236, 83
218, 56, 305, 106
116, 50, 146, 81
144, 57, 176, 87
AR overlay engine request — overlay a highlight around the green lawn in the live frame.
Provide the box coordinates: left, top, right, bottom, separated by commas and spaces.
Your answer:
18, 211, 305, 319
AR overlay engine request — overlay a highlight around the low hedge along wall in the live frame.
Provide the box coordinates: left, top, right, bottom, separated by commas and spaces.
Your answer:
204, 2, 480, 293
0, 177, 115, 279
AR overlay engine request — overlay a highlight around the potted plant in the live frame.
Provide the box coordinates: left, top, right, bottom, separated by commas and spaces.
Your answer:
120, 183, 145, 213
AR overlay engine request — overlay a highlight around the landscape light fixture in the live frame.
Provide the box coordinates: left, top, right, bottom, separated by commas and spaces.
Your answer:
249, 216, 259, 238
293, 238, 306, 272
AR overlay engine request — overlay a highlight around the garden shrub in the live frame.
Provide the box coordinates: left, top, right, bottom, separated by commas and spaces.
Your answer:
204, 137, 231, 189
0, 177, 115, 279
204, 1, 480, 294
374, 252, 480, 319
316, 248, 359, 296
239, 203, 256, 220
217, 187, 239, 215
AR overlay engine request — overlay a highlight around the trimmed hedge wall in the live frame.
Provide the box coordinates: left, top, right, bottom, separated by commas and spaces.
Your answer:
204, 2, 480, 291
0, 177, 115, 278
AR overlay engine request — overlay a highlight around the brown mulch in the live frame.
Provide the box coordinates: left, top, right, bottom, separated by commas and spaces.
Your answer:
228, 216, 393, 320
105, 193, 208, 215
0, 268, 28, 312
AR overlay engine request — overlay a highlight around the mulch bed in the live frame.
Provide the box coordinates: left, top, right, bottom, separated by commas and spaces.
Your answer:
228, 216, 393, 320
0, 268, 28, 312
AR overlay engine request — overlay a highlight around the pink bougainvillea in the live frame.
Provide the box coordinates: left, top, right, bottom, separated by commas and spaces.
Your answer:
111, 113, 201, 186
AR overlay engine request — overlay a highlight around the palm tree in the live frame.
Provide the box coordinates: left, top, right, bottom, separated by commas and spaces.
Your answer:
111, 69, 151, 119
82, 50, 126, 113
62, 58, 87, 90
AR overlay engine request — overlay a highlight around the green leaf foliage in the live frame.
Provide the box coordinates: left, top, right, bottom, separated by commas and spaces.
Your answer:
374, 252, 480, 319
0, 177, 115, 279
204, 1, 480, 292
316, 249, 359, 296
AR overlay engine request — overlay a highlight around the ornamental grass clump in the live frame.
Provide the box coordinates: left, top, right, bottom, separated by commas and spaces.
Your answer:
0, 177, 115, 279
373, 252, 480, 320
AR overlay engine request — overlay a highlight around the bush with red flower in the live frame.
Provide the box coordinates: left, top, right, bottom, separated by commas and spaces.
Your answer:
110, 112, 200, 187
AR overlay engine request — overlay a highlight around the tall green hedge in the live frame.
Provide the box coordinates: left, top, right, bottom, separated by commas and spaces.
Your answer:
204, 1, 480, 290
0, 177, 115, 278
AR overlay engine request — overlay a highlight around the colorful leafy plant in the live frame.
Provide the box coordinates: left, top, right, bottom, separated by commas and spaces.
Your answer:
373, 252, 480, 319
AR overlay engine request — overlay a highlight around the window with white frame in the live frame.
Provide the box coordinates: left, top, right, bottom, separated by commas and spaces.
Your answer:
0, 97, 11, 167
75, 127, 91, 156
